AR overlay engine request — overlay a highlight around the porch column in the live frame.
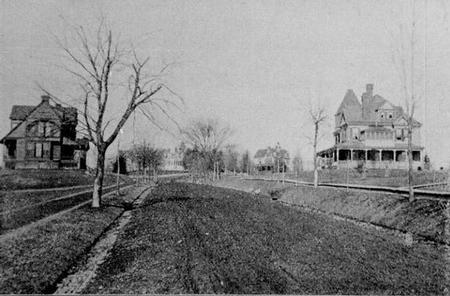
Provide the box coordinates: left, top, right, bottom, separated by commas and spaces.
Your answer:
350, 149, 353, 161
393, 150, 397, 162
379, 150, 382, 162
364, 150, 368, 161
337, 149, 340, 161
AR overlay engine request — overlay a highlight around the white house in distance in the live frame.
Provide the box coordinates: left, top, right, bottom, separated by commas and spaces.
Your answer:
317, 84, 424, 170
161, 147, 184, 171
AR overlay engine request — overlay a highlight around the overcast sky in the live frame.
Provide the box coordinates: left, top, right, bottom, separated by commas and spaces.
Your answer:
1, 0, 449, 167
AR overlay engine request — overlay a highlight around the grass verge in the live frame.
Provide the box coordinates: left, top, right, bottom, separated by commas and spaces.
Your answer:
85, 183, 448, 294
275, 169, 447, 187
0, 182, 134, 234
0, 169, 130, 190
0, 186, 140, 294
214, 177, 450, 244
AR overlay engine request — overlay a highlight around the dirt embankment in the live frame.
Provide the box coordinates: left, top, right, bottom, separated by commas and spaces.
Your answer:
213, 177, 450, 244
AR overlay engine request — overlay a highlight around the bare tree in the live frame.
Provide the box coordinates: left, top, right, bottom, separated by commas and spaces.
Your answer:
391, 0, 422, 202
128, 142, 164, 176
306, 106, 327, 188
42, 20, 181, 208
310, 108, 327, 187
223, 144, 240, 174
182, 118, 232, 153
292, 153, 303, 178
181, 118, 232, 180
240, 150, 252, 175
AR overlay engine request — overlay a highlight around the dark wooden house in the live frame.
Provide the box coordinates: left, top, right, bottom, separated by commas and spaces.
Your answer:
0, 95, 89, 169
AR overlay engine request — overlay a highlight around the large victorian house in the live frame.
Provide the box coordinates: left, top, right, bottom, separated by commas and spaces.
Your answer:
317, 84, 424, 170
0, 95, 89, 169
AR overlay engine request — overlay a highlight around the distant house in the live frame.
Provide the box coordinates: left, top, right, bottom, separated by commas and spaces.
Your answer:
254, 143, 289, 172
0, 95, 89, 169
161, 147, 184, 171
317, 84, 424, 170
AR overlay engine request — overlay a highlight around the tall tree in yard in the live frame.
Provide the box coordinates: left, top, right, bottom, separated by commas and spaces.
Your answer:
308, 106, 327, 188
391, 0, 423, 202
43, 20, 181, 208
181, 118, 232, 179
128, 143, 164, 175
240, 150, 252, 174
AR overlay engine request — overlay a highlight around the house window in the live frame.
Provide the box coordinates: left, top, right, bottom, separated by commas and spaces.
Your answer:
45, 122, 52, 137
26, 142, 35, 158
43, 142, 51, 158
353, 128, 360, 140
7, 141, 16, 157
27, 121, 59, 137
395, 129, 404, 140
38, 122, 45, 136
35, 143, 43, 158
388, 113, 393, 119
53, 145, 61, 160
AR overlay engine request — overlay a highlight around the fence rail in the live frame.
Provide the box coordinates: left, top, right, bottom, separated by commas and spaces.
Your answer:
244, 177, 450, 200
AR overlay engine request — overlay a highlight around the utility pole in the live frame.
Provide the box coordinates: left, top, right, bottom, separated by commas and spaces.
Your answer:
346, 158, 349, 192
116, 129, 122, 196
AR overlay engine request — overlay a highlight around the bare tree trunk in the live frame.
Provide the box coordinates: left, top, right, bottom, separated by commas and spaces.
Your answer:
446, 165, 450, 191
313, 122, 319, 188
446, 166, 450, 191
407, 120, 414, 202
92, 149, 106, 208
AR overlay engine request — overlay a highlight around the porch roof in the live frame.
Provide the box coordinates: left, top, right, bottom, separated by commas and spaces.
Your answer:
317, 143, 424, 156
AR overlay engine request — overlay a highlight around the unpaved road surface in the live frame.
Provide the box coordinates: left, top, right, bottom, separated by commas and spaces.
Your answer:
85, 183, 449, 294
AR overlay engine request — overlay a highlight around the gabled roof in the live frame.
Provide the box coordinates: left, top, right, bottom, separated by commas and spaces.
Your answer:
9, 102, 77, 123
370, 94, 387, 109
10, 105, 35, 120
1, 96, 78, 143
336, 85, 421, 126
254, 147, 289, 159
337, 89, 361, 114
336, 89, 362, 122
254, 148, 269, 159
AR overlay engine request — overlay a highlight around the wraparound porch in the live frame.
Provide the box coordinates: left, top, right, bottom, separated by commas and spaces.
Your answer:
318, 148, 423, 170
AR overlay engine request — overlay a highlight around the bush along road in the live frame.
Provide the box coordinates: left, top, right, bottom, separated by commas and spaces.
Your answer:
84, 183, 449, 294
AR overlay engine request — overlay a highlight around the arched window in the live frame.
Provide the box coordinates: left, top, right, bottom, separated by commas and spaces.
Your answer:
27, 121, 59, 137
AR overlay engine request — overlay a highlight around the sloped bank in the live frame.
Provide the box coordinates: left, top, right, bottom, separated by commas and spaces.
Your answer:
213, 177, 449, 245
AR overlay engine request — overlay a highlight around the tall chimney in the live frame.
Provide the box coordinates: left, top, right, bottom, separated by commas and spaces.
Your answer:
361, 83, 374, 119
366, 83, 373, 95
41, 95, 50, 103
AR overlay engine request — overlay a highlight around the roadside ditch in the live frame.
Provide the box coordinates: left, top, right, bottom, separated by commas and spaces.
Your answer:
211, 177, 450, 247
47, 185, 153, 294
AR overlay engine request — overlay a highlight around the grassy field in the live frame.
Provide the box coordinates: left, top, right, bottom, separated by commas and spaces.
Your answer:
0, 169, 126, 190
0, 186, 144, 294
85, 183, 448, 294
214, 177, 450, 244
265, 169, 448, 187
